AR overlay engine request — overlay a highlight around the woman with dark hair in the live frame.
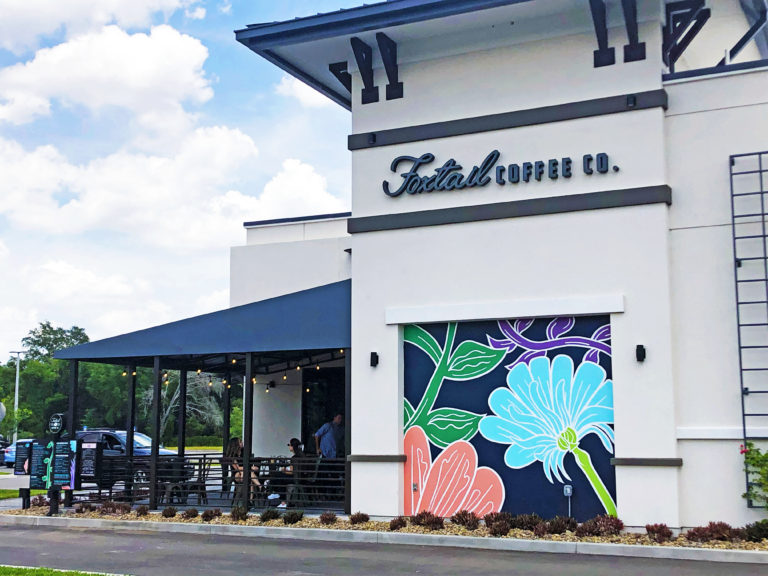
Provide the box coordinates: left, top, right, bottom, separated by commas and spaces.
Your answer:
226, 437, 260, 498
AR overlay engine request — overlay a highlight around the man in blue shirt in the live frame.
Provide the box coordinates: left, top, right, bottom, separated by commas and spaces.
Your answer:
314, 413, 343, 458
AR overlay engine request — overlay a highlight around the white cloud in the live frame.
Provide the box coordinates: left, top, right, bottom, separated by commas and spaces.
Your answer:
196, 289, 229, 313
218, 1, 232, 15
185, 7, 206, 20
275, 76, 332, 109
0, 240, 8, 262
0, 25, 212, 135
27, 260, 145, 302
0, 0, 202, 54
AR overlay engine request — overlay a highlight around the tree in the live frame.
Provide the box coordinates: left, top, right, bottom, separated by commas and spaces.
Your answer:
140, 372, 224, 442
22, 321, 89, 361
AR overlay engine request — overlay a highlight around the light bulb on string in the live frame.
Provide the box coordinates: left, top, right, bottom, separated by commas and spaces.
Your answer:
197, 368, 201, 374
208, 379, 213, 387
232, 358, 237, 364
265, 384, 270, 394
132, 371, 137, 376
122, 370, 127, 377
305, 387, 310, 393
316, 364, 320, 371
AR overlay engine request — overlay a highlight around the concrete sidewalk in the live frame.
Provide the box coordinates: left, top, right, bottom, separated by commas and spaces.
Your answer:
1, 513, 766, 565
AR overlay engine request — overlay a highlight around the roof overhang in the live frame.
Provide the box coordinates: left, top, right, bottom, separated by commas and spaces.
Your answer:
235, 0, 539, 110
54, 280, 351, 375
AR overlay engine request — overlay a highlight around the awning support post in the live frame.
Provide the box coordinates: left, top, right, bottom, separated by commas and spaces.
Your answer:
223, 373, 231, 454
67, 360, 79, 439
149, 356, 161, 510
178, 369, 187, 457
126, 365, 136, 499
344, 349, 351, 515
242, 353, 254, 511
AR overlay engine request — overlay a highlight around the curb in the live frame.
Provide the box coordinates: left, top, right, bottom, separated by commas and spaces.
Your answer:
1, 514, 767, 564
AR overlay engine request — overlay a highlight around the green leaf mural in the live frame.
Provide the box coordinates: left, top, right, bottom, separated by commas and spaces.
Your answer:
422, 407, 485, 448
446, 341, 507, 380
404, 323, 504, 447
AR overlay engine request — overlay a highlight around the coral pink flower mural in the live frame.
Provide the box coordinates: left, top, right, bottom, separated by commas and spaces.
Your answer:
404, 426, 505, 517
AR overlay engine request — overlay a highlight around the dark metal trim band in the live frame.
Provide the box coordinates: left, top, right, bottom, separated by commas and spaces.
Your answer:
347, 454, 407, 463
348, 89, 668, 150
611, 458, 683, 467
347, 185, 672, 234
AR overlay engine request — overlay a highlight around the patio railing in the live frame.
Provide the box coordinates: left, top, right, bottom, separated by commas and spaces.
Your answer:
73, 453, 346, 512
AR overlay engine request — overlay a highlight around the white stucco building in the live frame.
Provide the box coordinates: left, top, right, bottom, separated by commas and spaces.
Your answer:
231, 0, 768, 528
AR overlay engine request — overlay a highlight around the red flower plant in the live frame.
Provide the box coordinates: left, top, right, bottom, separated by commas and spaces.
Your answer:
404, 426, 505, 517
740, 444, 750, 455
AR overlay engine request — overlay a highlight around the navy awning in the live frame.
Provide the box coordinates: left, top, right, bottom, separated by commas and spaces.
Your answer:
54, 280, 350, 372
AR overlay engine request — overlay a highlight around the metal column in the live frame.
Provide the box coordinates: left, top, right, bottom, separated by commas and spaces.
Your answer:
149, 356, 162, 509
66, 361, 79, 439
242, 353, 254, 510
178, 369, 187, 457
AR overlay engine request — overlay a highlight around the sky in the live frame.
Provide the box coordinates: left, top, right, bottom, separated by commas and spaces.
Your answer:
0, 0, 365, 361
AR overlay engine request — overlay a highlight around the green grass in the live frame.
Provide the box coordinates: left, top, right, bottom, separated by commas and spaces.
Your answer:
0, 490, 46, 501
164, 446, 221, 452
0, 567, 125, 576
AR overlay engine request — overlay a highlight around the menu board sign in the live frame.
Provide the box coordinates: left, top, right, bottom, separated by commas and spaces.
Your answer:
51, 440, 80, 490
29, 442, 49, 489
28, 440, 81, 490
13, 440, 33, 475
79, 442, 101, 480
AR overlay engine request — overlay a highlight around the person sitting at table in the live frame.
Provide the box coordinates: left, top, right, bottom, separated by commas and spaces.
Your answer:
227, 437, 261, 495
269, 437, 304, 509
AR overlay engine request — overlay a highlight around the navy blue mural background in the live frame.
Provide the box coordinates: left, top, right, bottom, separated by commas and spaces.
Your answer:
403, 316, 615, 521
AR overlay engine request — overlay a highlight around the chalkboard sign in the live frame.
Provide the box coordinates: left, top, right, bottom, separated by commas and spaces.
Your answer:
13, 440, 33, 475
29, 442, 50, 489
51, 440, 80, 490
79, 442, 102, 481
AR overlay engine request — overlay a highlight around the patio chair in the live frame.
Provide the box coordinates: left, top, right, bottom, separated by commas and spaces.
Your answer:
187, 456, 212, 506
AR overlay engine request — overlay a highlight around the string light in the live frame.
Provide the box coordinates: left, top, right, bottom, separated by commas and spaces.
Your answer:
251, 377, 256, 385
305, 386, 310, 393
316, 364, 320, 371
232, 358, 237, 364
222, 378, 227, 385
122, 370, 127, 377
265, 384, 270, 394
340, 349, 344, 354
197, 368, 202, 374
227, 384, 231, 389
296, 365, 301, 371
132, 371, 137, 377
282, 372, 287, 381
208, 379, 213, 387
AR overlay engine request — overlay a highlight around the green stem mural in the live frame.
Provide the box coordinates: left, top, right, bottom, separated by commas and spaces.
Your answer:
404, 323, 506, 448
573, 446, 617, 517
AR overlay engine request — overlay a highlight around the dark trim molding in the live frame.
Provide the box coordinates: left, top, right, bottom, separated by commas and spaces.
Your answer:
347, 454, 407, 463
348, 185, 672, 234
611, 458, 683, 467
663, 59, 768, 82
348, 90, 668, 150
244, 211, 351, 228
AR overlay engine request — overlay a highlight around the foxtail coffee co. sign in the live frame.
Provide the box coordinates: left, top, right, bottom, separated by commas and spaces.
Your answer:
383, 150, 618, 197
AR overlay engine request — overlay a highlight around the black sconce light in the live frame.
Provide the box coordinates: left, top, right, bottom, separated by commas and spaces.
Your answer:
370, 352, 379, 367
636, 345, 646, 362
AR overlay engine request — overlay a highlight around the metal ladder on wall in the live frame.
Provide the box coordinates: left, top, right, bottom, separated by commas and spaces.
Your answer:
730, 150, 768, 507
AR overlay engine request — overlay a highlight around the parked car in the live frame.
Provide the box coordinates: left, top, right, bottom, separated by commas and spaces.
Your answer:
75, 429, 179, 487
3, 439, 33, 468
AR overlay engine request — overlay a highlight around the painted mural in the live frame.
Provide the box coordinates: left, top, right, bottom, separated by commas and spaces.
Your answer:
403, 316, 615, 520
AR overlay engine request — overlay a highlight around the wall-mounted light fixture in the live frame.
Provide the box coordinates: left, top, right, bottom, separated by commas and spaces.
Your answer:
370, 352, 379, 367
636, 345, 646, 362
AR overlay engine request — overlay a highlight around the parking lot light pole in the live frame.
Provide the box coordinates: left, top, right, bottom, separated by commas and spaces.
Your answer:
9, 351, 24, 443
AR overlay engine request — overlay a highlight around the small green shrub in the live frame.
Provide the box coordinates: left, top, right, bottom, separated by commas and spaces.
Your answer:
451, 510, 480, 530
230, 505, 248, 522
319, 511, 337, 525
182, 508, 199, 520
260, 508, 280, 522
283, 510, 304, 525
162, 506, 178, 518
135, 505, 149, 517
645, 523, 673, 543
201, 509, 216, 522
744, 519, 768, 542
389, 516, 407, 531
350, 511, 370, 525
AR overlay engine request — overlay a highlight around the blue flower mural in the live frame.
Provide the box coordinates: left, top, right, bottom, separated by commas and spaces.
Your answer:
479, 354, 615, 515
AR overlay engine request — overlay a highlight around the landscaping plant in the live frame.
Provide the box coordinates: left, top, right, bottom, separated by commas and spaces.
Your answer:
350, 511, 370, 525
544, 516, 578, 534
230, 505, 248, 522
135, 505, 149, 517
451, 509, 480, 530
201, 509, 216, 522
645, 523, 673, 543
162, 506, 178, 518
488, 518, 512, 537
510, 513, 543, 531
319, 511, 337, 525
389, 516, 407, 531
283, 510, 304, 525
742, 442, 768, 506
182, 508, 199, 520
575, 514, 624, 537
260, 508, 280, 522
685, 521, 737, 543
744, 519, 768, 543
